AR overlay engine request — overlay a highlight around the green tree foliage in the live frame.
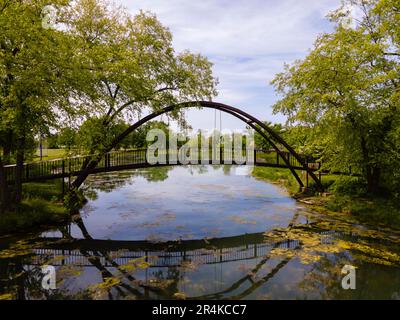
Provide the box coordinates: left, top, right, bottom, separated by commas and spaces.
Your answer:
57, 127, 78, 150
271, 0, 400, 194
128, 121, 169, 149
0, 0, 74, 206
253, 122, 285, 150
0, 0, 217, 209
62, 0, 217, 142
63, 0, 217, 189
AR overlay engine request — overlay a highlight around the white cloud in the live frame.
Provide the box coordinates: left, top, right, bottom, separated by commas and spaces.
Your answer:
119, 0, 341, 129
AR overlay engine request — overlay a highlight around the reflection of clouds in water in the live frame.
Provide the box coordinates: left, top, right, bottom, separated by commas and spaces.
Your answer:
159, 212, 176, 221
134, 212, 176, 229
136, 221, 162, 229
183, 198, 212, 205
228, 215, 257, 225
145, 231, 195, 242
107, 203, 121, 210
80, 204, 96, 217
13, 165, 400, 300
200, 227, 221, 237
79, 165, 298, 240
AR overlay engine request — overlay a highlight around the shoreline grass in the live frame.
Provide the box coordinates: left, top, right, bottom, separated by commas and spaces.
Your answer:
0, 180, 71, 235
252, 166, 400, 231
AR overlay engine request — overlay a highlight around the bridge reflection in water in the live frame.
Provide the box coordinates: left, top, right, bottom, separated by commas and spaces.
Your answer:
34, 233, 300, 268
26, 213, 306, 300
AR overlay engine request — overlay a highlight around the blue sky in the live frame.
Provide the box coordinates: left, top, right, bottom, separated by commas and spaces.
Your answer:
120, 0, 342, 131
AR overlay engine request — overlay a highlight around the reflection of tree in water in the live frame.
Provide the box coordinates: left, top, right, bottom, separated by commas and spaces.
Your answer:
263, 210, 400, 300
0, 256, 32, 300
148, 268, 183, 297
0, 210, 300, 300
223, 165, 233, 175
178, 165, 234, 176
0, 240, 92, 300
82, 165, 241, 200
298, 251, 400, 300
81, 165, 235, 198
186, 165, 209, 175
81, 166, 174, 198
4, 197, 400, 299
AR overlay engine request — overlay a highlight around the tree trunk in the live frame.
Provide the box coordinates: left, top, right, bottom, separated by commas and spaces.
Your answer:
0, 156, 10, 213
360, 137, 381, 195
2, 130, 13, 164
71, 158, 100, 189
366, 165, 381, 194
14, 135, 25, 204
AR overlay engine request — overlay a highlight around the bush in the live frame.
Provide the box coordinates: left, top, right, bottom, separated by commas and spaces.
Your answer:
328, 176, 367, 197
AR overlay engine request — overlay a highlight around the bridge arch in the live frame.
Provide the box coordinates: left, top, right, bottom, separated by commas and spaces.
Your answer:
72, 101, 322, 190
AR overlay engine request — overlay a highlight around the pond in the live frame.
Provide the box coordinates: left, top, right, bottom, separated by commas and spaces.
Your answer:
1, 165, 400, 300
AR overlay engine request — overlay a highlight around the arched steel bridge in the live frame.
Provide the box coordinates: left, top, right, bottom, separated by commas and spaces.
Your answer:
4, 101, 323, 189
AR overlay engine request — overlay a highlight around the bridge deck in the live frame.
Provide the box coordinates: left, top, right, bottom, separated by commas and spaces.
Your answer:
4, 149, 319, 184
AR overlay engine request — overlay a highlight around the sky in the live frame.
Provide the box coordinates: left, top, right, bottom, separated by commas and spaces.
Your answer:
120, 0, 342, 131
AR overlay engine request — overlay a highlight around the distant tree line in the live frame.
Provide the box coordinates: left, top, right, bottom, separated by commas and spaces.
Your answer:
46, 120, 170, 151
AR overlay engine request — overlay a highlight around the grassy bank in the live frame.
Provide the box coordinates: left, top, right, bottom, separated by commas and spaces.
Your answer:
0, 180, 70, 235
252, 166, 301, 195
252, 166, 400, 230
32, 148, 67, 162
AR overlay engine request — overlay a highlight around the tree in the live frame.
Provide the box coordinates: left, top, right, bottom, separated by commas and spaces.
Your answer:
271, 0, 400, 194
57, 127, 78, 150
61, 0, 217, 190
0, 0, 75, 207
253, 122, 285, 150
77, 117, 130, 151
129, 121, 170, 149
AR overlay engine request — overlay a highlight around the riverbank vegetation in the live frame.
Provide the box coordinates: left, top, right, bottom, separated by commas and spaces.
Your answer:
267, 0, 400, 198
252, 166, 400, 230
252, 0, 400, 228
0, 180, 69, 234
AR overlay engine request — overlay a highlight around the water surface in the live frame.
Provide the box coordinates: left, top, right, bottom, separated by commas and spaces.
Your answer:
1, 165, 400, 300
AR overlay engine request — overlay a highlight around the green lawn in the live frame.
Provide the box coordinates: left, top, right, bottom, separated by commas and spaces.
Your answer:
0, 180, 70, 234
252, 166, 301, 194
32, 148, 67, 162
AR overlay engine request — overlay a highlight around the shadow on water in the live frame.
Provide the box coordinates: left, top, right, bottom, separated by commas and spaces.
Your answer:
1, 165, 400, 300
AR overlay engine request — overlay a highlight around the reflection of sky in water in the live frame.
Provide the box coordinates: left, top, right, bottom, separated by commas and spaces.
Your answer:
68, 166, 296, 241
5, 166, 400, 300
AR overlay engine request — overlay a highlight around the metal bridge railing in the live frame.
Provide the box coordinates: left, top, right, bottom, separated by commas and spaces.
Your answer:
31, 239, 301, 268
4, 148, 320, 184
